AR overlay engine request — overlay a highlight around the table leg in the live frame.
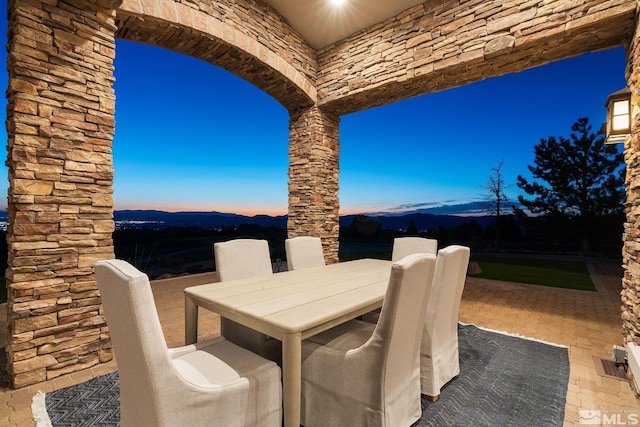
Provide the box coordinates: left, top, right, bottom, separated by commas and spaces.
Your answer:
185, 296, 198, 345
282, 332, 302, 427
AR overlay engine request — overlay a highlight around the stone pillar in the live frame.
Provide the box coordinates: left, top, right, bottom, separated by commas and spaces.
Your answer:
4, 0, 118, 388
288, 105, 340, 263
622, 11, 640, 349
622, 22, 640, 391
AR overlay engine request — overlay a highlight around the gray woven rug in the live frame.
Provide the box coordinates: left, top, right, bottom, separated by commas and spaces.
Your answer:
41, 372, 120, 426
37, 324, 568, 426
414, 324, 569, 426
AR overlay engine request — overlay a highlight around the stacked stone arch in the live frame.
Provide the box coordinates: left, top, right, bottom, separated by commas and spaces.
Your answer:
115, 0, 317, 110
4, 0, 640, 390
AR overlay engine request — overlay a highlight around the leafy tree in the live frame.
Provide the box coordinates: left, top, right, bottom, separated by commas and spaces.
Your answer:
483, 215, 522, 245
516, 117, 625, 253
349, 214, 381, 236
406, 219, 419, 235
481, 159, 513, 247
451, 220, 484, 246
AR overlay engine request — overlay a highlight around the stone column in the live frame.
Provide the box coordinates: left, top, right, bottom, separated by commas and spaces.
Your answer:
288, 105, 340, 263
622, 12, 640, 349
622, 33, 640, 391
4, 0, 119, 388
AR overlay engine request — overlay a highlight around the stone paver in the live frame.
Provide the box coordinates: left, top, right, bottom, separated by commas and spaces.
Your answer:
459, 258, 639, 426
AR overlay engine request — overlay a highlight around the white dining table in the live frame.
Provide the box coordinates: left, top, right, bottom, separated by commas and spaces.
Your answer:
184, 258, 392, 427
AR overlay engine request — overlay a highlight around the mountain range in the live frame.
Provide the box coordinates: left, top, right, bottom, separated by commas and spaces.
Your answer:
113, 209, 494, 231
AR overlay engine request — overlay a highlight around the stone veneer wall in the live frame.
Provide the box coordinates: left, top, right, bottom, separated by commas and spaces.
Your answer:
5, 0, 119, 388
288, 106, 341, 263
316, 0, 637, 116
622, 7, 640, 349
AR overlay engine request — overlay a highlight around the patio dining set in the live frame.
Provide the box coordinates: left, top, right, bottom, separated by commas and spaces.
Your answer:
95, 236, 470, 427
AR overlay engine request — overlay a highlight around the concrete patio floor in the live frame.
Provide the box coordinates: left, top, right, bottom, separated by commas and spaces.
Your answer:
0, 258, 638, 426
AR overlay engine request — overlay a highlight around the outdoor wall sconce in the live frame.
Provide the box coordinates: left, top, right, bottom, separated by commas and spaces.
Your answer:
605, 87, 631, 144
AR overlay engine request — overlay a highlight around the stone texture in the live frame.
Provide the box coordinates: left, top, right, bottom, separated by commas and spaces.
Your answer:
4, 0, 117, 388
116, 0, 317, 111
622, 9, 640, 393
316, 0, 636, 116
287, 106, 340, 263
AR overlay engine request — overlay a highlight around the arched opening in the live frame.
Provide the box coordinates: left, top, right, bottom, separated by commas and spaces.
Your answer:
341, 48, 625, 211
110, 40, 290, 277
338, 47, 626, 257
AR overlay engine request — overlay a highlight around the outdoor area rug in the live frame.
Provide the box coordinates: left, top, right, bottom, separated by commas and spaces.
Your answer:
414, 323, 569, 426
32, 323, 569, 426
32, 372, 120, 426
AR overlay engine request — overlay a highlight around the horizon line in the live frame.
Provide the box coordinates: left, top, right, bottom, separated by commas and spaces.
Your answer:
0, 205, 498, 217
111, 208, 494, 218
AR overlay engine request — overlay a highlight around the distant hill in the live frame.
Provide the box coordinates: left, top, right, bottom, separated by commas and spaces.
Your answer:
114, 209, 288, 229
113, 209, 493, 231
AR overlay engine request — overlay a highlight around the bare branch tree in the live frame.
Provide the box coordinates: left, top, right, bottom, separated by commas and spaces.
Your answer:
481, 159, 513, 246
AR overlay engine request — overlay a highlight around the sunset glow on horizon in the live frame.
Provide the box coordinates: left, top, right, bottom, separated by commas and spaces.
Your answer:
114, 202, 289, 217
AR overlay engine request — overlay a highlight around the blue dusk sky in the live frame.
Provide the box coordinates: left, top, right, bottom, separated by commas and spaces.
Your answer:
0, 10, 628, 216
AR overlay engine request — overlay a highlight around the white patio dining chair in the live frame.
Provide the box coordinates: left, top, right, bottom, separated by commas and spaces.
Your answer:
285, 236, 325, 270
300, 253, 437, 427
95, 259, 282, 427
214, 239, 282, 363
420, 245, 471, 401
391, 236, 438, 261
361, 236, 438, 324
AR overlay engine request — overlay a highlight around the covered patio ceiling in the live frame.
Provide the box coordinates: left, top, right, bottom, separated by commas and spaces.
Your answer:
266, 0, 426, 49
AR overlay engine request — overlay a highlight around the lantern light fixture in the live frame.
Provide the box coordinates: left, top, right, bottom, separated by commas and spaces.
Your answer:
605, 87, 631, 144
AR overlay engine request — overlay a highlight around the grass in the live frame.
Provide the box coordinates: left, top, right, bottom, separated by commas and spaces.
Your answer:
470, 255, 596, 291
340, 250, 597, 291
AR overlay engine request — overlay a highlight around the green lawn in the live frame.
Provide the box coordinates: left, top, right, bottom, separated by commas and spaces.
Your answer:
469, 255, 596, 291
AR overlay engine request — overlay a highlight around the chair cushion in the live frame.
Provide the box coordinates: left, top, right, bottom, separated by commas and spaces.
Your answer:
173, 339, 278, 387
305, 319, 375, 351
